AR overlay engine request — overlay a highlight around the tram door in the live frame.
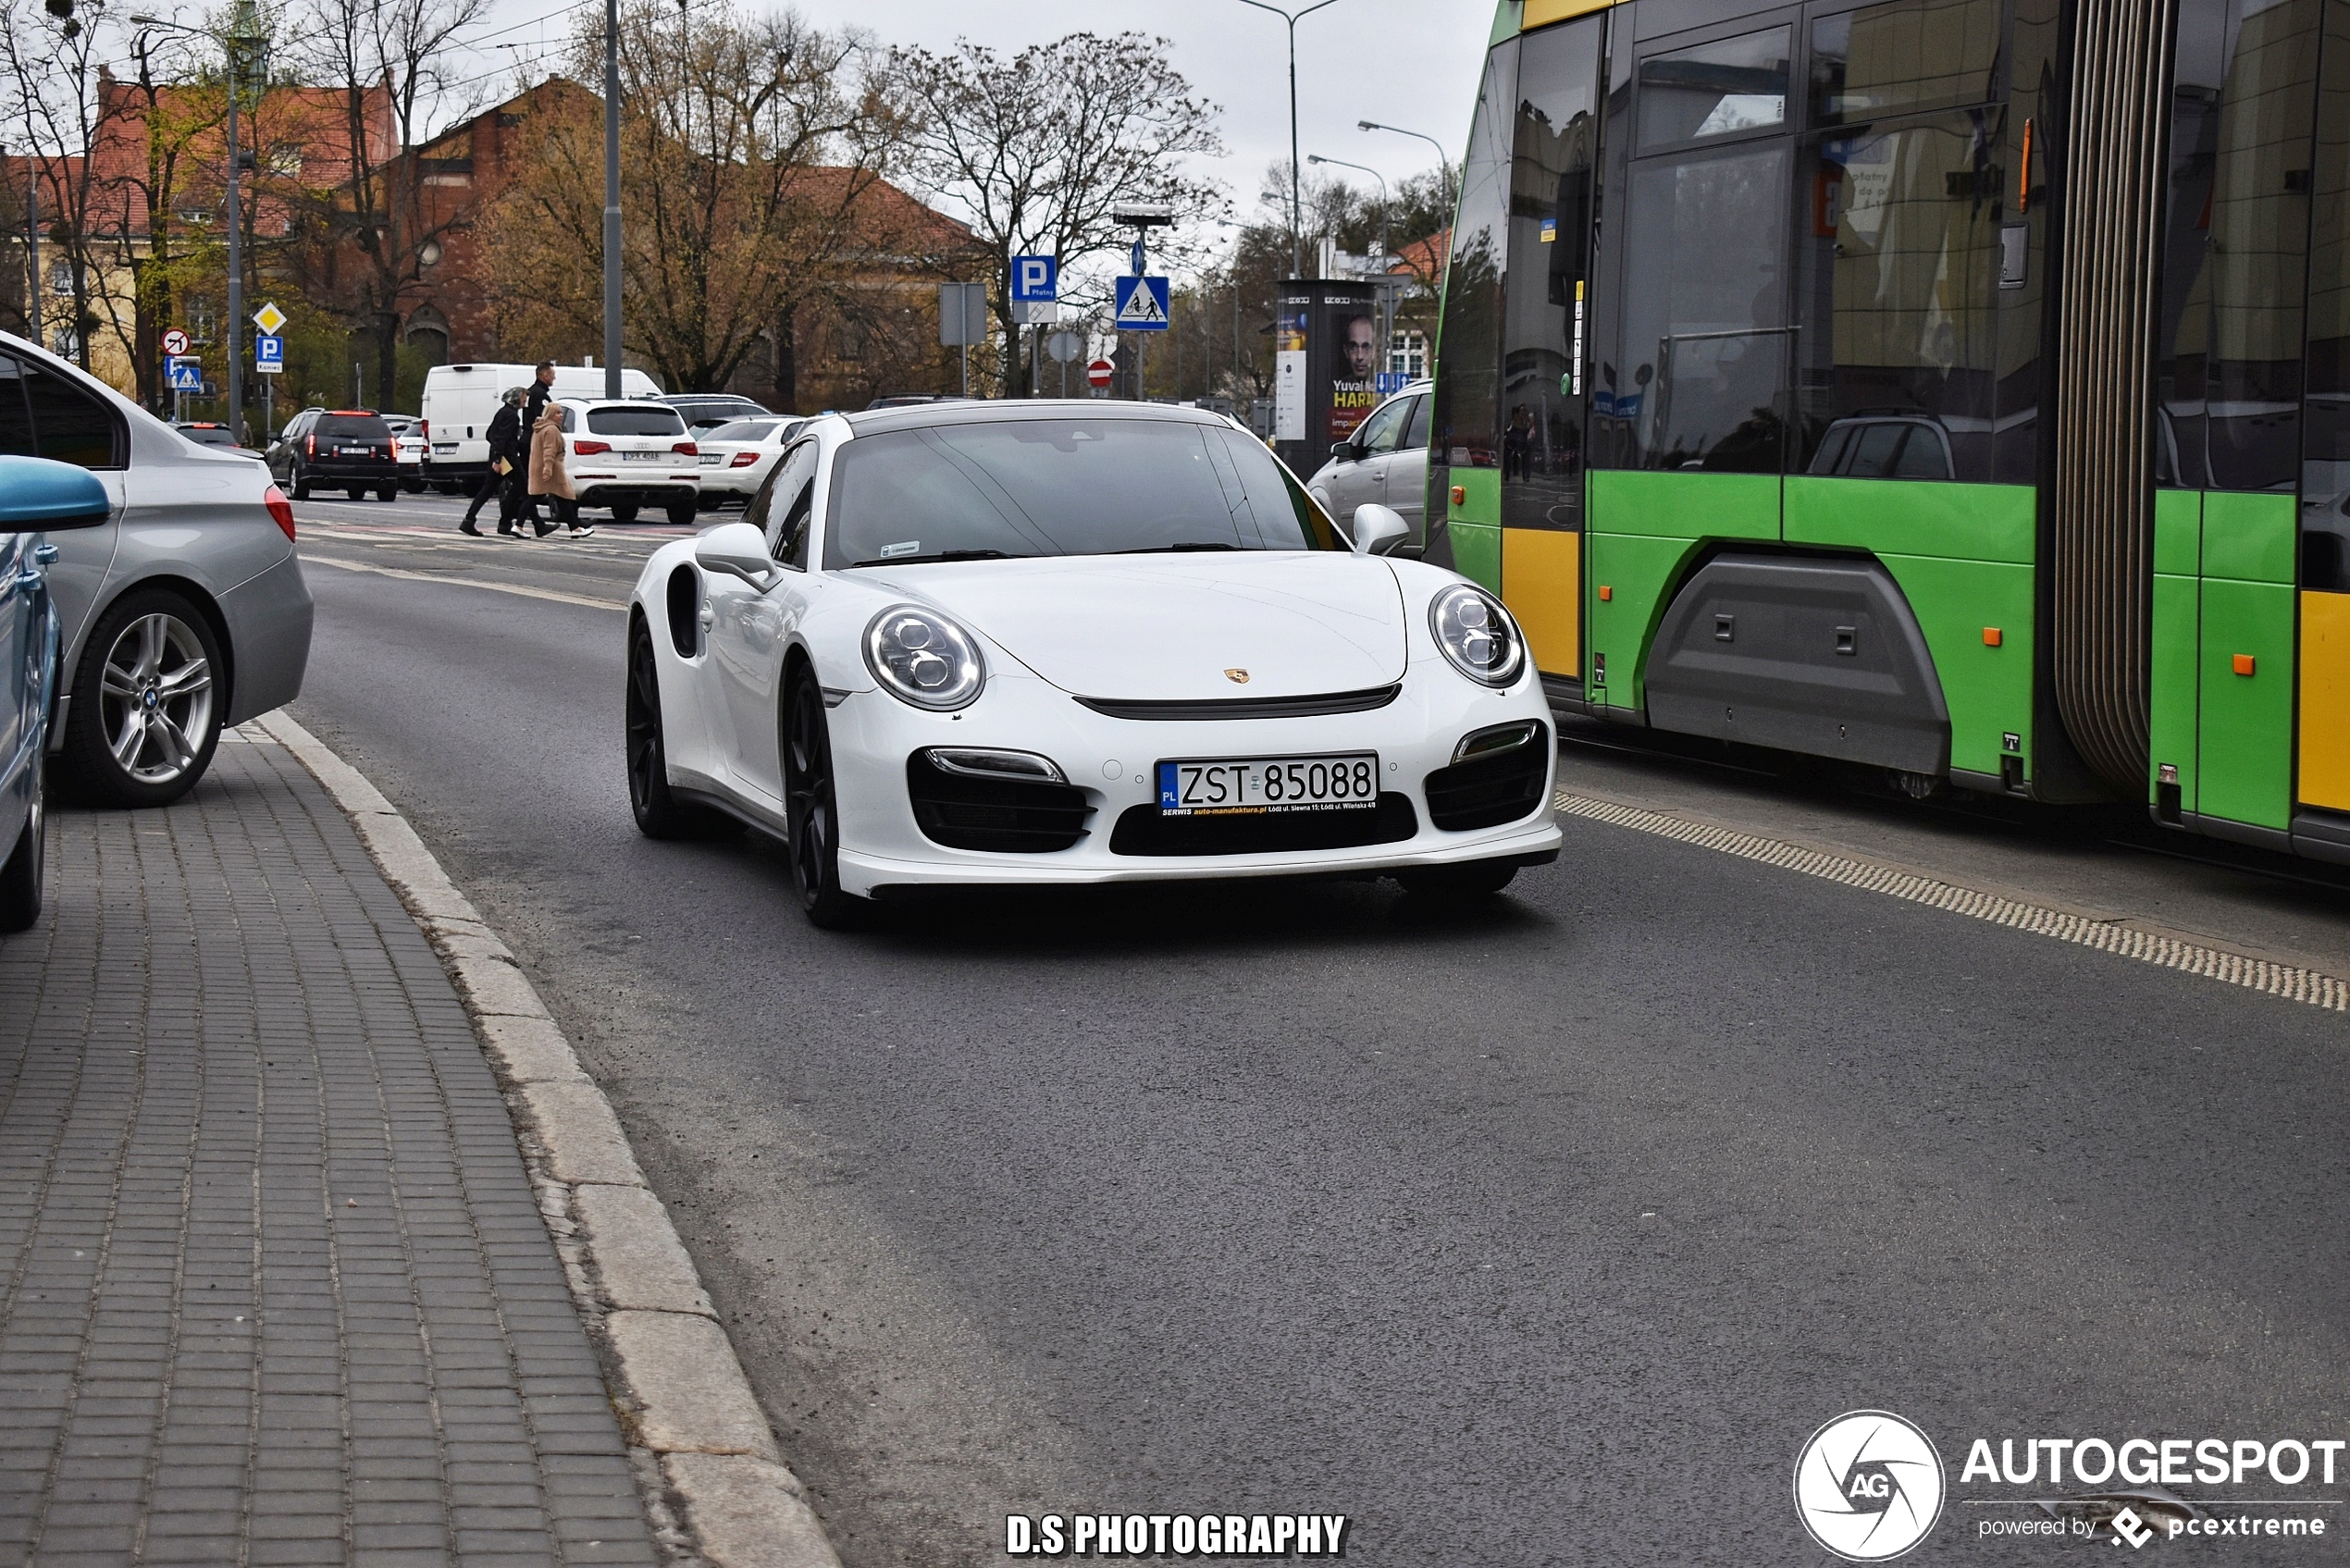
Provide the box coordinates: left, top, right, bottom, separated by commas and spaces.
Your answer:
2303, 0, 2350, 813
1499, 15, 1606, 679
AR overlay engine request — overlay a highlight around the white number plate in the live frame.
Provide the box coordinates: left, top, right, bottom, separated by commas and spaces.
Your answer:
1157, 752, 1379, 816
622, 451, 665, 462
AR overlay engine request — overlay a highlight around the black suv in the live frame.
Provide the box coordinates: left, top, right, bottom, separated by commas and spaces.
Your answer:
267, 408, 400, 500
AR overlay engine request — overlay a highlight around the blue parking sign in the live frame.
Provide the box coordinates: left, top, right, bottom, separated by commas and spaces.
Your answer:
1011, 255, 1057, 302
254, 333, 284, 368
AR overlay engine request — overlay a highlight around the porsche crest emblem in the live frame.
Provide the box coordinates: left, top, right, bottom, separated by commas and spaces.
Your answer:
1224, 668, 1250, 684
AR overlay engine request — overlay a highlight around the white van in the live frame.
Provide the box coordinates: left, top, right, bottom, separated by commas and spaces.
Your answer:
420, 363, 662, 489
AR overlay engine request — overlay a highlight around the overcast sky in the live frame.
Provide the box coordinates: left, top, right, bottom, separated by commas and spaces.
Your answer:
451, 0, 1490, 248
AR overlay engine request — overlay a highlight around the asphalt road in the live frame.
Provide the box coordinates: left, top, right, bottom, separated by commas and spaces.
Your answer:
287, 501, 2350, 1566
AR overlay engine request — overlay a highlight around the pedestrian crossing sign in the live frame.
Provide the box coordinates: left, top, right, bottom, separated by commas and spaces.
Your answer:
1114, 275, 1169, 332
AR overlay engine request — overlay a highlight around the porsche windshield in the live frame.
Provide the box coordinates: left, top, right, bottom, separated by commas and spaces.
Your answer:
824, 418, 1342, 567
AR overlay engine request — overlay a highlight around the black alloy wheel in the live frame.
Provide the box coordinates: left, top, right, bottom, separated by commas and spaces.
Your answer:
609, 501, 640, 525
665, 497, 697, 527
783, 672, 860, 928
291, 466, 312, 500
0, 761, 44, 933
625, 621, 735, 840
62, 587, 225, 809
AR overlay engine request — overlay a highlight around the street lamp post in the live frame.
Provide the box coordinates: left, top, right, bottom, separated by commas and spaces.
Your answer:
134, 12, 255, 432
1358, 119, 1453, 220
1232, 0, 1342, 279
603, 0, 622, 399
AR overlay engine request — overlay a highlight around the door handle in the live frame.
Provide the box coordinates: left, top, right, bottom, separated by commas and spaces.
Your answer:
32, 543, 58, 564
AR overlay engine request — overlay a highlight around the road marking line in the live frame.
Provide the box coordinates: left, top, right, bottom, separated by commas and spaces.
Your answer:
303, 552, 626, 611
1557, 791, 2349, 1012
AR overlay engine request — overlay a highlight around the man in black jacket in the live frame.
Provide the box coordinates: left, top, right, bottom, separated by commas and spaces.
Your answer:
459, 387, 527, 535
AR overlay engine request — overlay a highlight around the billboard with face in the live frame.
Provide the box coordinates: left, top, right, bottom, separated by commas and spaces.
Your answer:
1271, 281, 1382, 474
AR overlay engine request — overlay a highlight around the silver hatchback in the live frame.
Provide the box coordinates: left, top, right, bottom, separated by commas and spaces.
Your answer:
3, 331, 314, 807
1305, 378, 1433, 549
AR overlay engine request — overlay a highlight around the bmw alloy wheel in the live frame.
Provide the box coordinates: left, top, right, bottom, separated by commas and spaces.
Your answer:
99, 611, 215, 785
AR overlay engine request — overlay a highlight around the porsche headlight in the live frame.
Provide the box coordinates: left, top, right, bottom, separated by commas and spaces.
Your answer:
863, 604, 985, 710
1429, 584, 1525, 687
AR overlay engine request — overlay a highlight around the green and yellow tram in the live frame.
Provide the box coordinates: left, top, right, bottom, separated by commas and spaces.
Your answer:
1428, 0, 2350, 861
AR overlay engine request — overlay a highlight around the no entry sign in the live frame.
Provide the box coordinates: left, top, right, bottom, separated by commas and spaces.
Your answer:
1086, 358, 1114, 389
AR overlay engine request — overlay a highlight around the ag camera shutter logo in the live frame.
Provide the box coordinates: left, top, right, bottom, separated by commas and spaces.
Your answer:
1794, 1411, 1946, 1561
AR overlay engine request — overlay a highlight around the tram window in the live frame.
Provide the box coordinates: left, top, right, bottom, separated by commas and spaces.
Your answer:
1638, 26, 1790, 150
1429, 40, 1517, 507
1503, 16, 1603, 529
2158, 0, 2320, 492
1790, 115, 1998, 480
1808, 0, 2003, 127
2300, 0, 2350, 534
1614, 140, 1790, 471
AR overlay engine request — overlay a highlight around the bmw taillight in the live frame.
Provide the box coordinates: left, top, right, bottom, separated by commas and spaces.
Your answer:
730, 451, 758, 467
264, 484, 297, 541
575, 439, 612, 456
672, 440, 699, 456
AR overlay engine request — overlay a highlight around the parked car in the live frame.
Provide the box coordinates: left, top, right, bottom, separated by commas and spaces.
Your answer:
382, 414, 428, 490
0, 329, 314, 809
1805, 414, 1955, 480
553, 398, 701, 525
660, 393, 772, 437
0, 457, 110, 930
174, 421, 263, 458
624, 400, 1558, 928
266, 408, 401, 500
694, 416, 807, 509
1305, 378, 1431, 547
421, 363, 663, 490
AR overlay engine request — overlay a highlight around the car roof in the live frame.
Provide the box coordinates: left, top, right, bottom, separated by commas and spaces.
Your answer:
838, 398, 1240, 439
558, 398, 682, 410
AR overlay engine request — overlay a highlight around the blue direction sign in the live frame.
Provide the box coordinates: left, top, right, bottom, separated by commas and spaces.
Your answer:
166, 356, 203, 391
1114, 275, 1170, 332
254, 333, 284, 372
1374, 370, 1409, 395
1011, 254, 1058, 302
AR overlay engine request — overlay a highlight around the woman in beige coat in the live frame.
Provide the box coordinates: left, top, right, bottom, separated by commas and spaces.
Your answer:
527, 401, 593, 537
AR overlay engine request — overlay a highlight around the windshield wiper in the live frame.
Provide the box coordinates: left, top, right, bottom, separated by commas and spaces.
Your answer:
847, 549, 1032, 567
1117, 541, 1243, 554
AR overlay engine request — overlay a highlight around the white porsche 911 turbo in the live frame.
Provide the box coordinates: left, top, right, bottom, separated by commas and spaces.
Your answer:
624, 401, 1560, 925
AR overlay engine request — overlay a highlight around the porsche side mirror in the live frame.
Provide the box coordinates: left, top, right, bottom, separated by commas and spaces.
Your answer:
1349, 502, 1409, 556
694, 521, 780, 590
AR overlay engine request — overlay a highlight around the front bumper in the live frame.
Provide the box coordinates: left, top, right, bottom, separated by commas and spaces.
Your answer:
823, 664, 1561, 897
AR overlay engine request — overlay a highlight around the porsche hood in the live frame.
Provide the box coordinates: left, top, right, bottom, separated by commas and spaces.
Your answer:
877, 552, 1408, 700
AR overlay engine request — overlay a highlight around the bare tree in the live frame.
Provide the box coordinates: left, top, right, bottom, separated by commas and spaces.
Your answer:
885, 32, 1223, 397
288, 0, 489, 410
488, 0, 901, 396
0, 0, 109, 369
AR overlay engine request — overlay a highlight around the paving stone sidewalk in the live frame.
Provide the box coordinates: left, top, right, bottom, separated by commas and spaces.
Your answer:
0, 732, 661, 1568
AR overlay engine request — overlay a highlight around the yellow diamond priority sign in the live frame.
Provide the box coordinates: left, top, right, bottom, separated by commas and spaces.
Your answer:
252, 302, 287, 335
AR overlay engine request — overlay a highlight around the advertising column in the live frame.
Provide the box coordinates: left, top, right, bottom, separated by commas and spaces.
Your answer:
1271, 280, 1382, 475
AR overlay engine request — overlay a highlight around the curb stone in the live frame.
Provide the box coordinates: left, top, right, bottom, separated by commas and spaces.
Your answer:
251, 711, 842, 1568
